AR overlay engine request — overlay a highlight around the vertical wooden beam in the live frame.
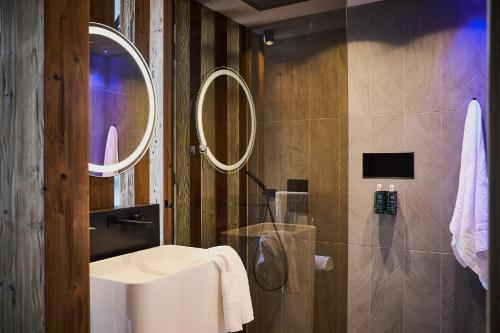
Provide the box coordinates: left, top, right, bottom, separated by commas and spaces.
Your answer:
164, 0, 174, 245
0, 1, 44, 332
489, 0, 500, 330
44, 0, 90, 331
226, 19, 240, 248
214, 14, 228, 244
89, 0, 116, 211
149, 0, 164, 240
239, 26, 251, 244
134, 0, 151, 206
200, 7, 217, 248
90, 0, 114, 26
189, 1, 202, 247
175, 0, 191, 246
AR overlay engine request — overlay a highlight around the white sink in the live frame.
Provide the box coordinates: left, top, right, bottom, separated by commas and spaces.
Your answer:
90, 245, 224, 333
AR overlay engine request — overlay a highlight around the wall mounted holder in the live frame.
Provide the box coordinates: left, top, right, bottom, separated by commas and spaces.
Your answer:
363, 152, 414, 179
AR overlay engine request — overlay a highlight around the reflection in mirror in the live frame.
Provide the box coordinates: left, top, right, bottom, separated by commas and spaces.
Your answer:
89, 23, 156, 177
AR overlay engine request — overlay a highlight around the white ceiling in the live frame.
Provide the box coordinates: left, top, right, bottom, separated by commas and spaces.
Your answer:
196, 0, 382, 27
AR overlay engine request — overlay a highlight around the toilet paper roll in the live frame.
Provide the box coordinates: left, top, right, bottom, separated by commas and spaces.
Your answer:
315, 255, 334, 272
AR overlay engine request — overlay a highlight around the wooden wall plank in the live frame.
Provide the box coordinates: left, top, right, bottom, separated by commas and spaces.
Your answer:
149, 0, 165, 240
214, 14, 228, 245
226, 19, 240, 247
89, 0, 116, 211
175, 0, 191, 246
90, 0, 114, 26
0, 1, 44, 331
189, 1, 202, 248
134, 0, 151, 206
164, 0, 174, 245
239, 27, 251, 249
44, 0, 90, 331
200, 7, 217, 248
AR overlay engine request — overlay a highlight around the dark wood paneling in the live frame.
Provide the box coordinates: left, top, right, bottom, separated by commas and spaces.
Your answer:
164, 0, 174, 244
89, 0, 116, 211
134, 0, 151, 205
90, 178, 114, 210
0, 1, 44, 332
239, 27, 251, 248
175, 0, 191, 246
226, 19, 240, 246
214, 13, 228, 245
189, 1, 202, 248
489, 0, 500, 330
200, 7, 217, 248
44, 0, 90, 331
90, 0, 114, 26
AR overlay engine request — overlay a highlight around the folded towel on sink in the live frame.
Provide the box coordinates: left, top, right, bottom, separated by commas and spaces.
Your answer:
208, 246, 254, 332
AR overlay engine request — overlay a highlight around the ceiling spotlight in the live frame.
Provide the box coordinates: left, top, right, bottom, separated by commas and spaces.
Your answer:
263, 30, 274, 46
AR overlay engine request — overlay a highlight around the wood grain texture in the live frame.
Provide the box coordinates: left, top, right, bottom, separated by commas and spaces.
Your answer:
489, 0, 500, 329
0, 1, 44, 331
163, 0, 174, 244
149, 0, 164, 240
134, 0, 151, 206
89, 177, 114, 210
90, 0, 114, 26
200, 7, 217, 248
44, 0, 90, 331
214, 14, 228, 245
175, 0, 191, 246
189, 1, 202, 247
89, 0, 116, 211
226, 19, 240, 244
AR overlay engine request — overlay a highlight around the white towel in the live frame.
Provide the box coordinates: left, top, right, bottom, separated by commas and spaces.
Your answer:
208, 246, 254, 332
256, 230, 299, 293
449, 99, 489, 289
314, 255, 334, 272
103, 125, 119, 177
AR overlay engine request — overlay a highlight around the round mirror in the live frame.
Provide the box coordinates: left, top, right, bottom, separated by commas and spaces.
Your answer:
196, 67, 256, 173
88, 23, 156, 176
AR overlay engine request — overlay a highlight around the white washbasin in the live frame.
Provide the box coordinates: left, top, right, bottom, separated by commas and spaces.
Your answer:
90, 245, 224, 333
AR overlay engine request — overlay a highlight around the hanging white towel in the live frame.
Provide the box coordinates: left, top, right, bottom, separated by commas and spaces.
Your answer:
103, 125, 119, 177
208, 246, 254, 333
449, 99, 489, 289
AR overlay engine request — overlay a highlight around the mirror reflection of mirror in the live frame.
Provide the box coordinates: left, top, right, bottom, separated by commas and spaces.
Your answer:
89, 33, 149, 176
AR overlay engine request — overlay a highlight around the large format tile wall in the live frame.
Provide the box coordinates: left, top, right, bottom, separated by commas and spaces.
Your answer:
347, 0, 487, 332
249, 18, 349, 332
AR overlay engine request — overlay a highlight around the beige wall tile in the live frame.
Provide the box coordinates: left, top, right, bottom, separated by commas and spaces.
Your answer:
405, 113, 442, 252
347, 245, 371, 333
404, 251, 441, 332
371, 0, 405, 116
404, 0, 443, 114
370, 247, 404, 332
442, 111, 467, 253
372, 115, 404, 152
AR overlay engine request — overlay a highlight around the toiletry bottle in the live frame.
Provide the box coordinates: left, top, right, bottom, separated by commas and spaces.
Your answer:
373, 184, 387, 215
386, 184, 398, 215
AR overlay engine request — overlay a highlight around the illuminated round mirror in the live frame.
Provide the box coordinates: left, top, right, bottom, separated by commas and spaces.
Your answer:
88, 23, 156, 177
196, 67, 256, 173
